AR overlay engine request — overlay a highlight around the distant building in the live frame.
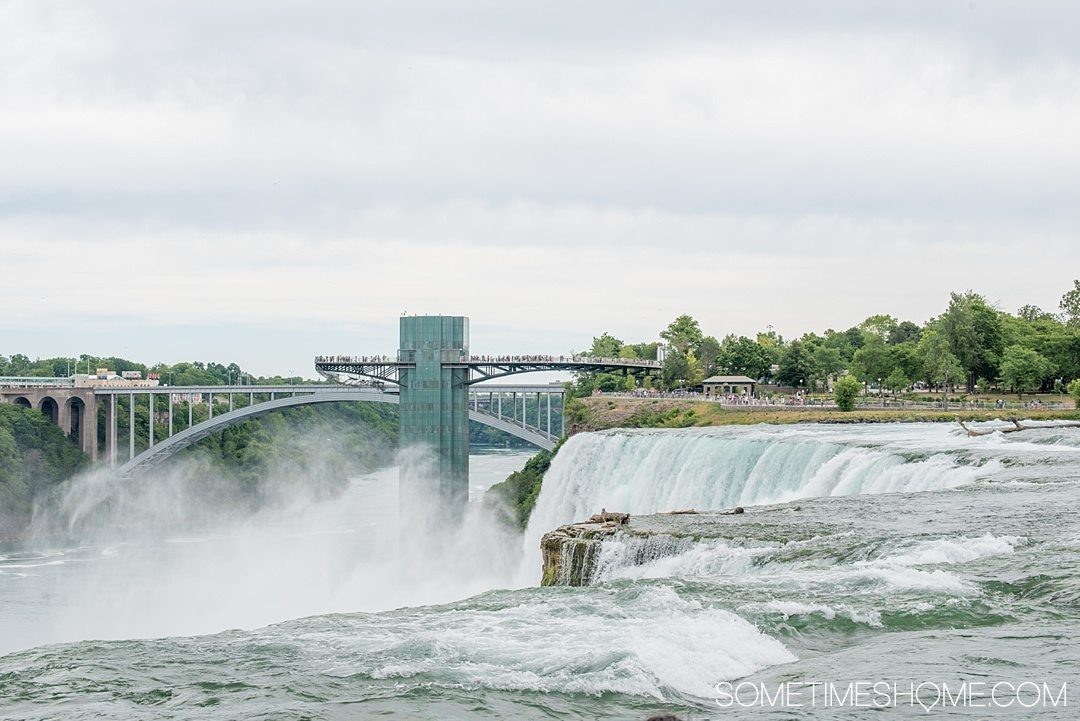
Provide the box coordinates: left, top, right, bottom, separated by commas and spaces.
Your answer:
72, 372, 160, 389
703, 375, 757, 397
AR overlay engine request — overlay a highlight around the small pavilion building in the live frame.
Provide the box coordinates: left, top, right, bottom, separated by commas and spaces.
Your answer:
703, 375, 757, 398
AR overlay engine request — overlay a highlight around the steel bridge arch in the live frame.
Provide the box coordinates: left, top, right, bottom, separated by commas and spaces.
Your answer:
117, 390, 555, 476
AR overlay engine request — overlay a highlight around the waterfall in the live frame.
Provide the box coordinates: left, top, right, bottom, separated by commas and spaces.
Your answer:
521, 424, 1002, 578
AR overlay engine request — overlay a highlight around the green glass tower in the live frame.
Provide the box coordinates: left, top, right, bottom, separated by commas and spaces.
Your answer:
397, 315, 471, 515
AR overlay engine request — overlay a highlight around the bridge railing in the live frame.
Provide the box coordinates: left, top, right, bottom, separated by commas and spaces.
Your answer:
315, 355, 395, 363
463, 355, 662, 367
93, 384, 359, 395
316, 354, 662, 368
0, 376, 76, 388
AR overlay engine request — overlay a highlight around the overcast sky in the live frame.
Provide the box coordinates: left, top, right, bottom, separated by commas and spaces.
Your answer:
3, 1, 1078, 376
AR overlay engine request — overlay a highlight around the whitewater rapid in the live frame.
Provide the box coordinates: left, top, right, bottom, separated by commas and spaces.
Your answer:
514, 422, 1080, 581
528, 425, 997, 536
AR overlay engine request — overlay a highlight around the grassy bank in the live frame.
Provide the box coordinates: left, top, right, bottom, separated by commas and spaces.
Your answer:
483, 448, 555, 530
578, 396, 1080, 431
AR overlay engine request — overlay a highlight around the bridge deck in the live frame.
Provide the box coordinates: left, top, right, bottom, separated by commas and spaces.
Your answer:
93, 384, 362, 395
316, 355, 661, 384
93, 383, 563, 396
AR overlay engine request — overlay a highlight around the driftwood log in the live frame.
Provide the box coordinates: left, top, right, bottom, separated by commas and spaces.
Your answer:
958, 418, 1080, 436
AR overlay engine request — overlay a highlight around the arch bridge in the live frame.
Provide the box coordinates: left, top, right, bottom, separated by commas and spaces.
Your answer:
94, 383, 565, 476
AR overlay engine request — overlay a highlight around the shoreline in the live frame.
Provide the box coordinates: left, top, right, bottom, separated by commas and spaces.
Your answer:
577, 396, 1080, 431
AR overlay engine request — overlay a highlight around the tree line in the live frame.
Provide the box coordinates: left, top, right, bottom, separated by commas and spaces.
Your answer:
0, 355, 307, 387
574, 280, 1080, 400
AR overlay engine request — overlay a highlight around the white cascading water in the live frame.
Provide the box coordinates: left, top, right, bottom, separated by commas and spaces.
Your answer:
521, 424, 1002, 579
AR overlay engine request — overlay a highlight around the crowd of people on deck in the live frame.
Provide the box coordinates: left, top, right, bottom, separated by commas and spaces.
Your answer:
601, 389, 828, 406
316, 355, 392, 363
598, 390, 1067, 411
316, 354, 662, 367
467, 355, 661, 366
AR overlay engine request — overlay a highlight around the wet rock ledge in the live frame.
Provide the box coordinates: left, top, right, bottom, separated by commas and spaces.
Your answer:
540, 505, 817, 587
540, 515, 638, 586
540, 509, 727, 587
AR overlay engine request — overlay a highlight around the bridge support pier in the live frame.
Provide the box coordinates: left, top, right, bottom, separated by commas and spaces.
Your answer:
129, 392, 135, 461
83, 396, 98, 461
107, 394, 118, 467
57, 401, 71, 443
0, 387, 99, 461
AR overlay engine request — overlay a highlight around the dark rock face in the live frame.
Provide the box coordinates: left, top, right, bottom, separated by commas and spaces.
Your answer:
540, 521, 625, 586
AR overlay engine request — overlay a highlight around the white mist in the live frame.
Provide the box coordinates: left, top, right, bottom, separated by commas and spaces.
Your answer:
0, 448, 532, 655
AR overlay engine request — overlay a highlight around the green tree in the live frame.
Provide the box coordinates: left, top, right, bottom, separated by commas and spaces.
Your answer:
698, 336, 721, 378
777, 340, 813, 388
1068, 378, 1080, 408
661, 349, 691, 390
573, 332, 626, 392
660, 314, 704, 355
0, 426, 27, 519
811, 345, 844, 385
0, 405, 87, 532
821, 328, 857, 362
720, 335, 771, 379
940, 291, 1005, 391
589, 332, 623, 357
6, 354, 33, 375
859, 314, 898, 343
1061, 280, 1080, 327
685, 350, 704, 388
622, 341, 659, 360
884, 368, 910, 395
755, 330, 783, 374
888, 321, 922, 345
888, 341, 923, 383
1018, 304, 1056, 323
834, 375, 862, 411
852, 336, 892, 383
918, 329, 965, 408
998, 345, 1052, 398
843, 326, 865, 351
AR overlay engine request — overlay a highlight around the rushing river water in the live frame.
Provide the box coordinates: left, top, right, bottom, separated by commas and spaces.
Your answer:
3, 425, 1080, 719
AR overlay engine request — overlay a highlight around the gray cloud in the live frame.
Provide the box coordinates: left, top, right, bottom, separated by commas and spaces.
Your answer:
2, 1, 1078, 367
